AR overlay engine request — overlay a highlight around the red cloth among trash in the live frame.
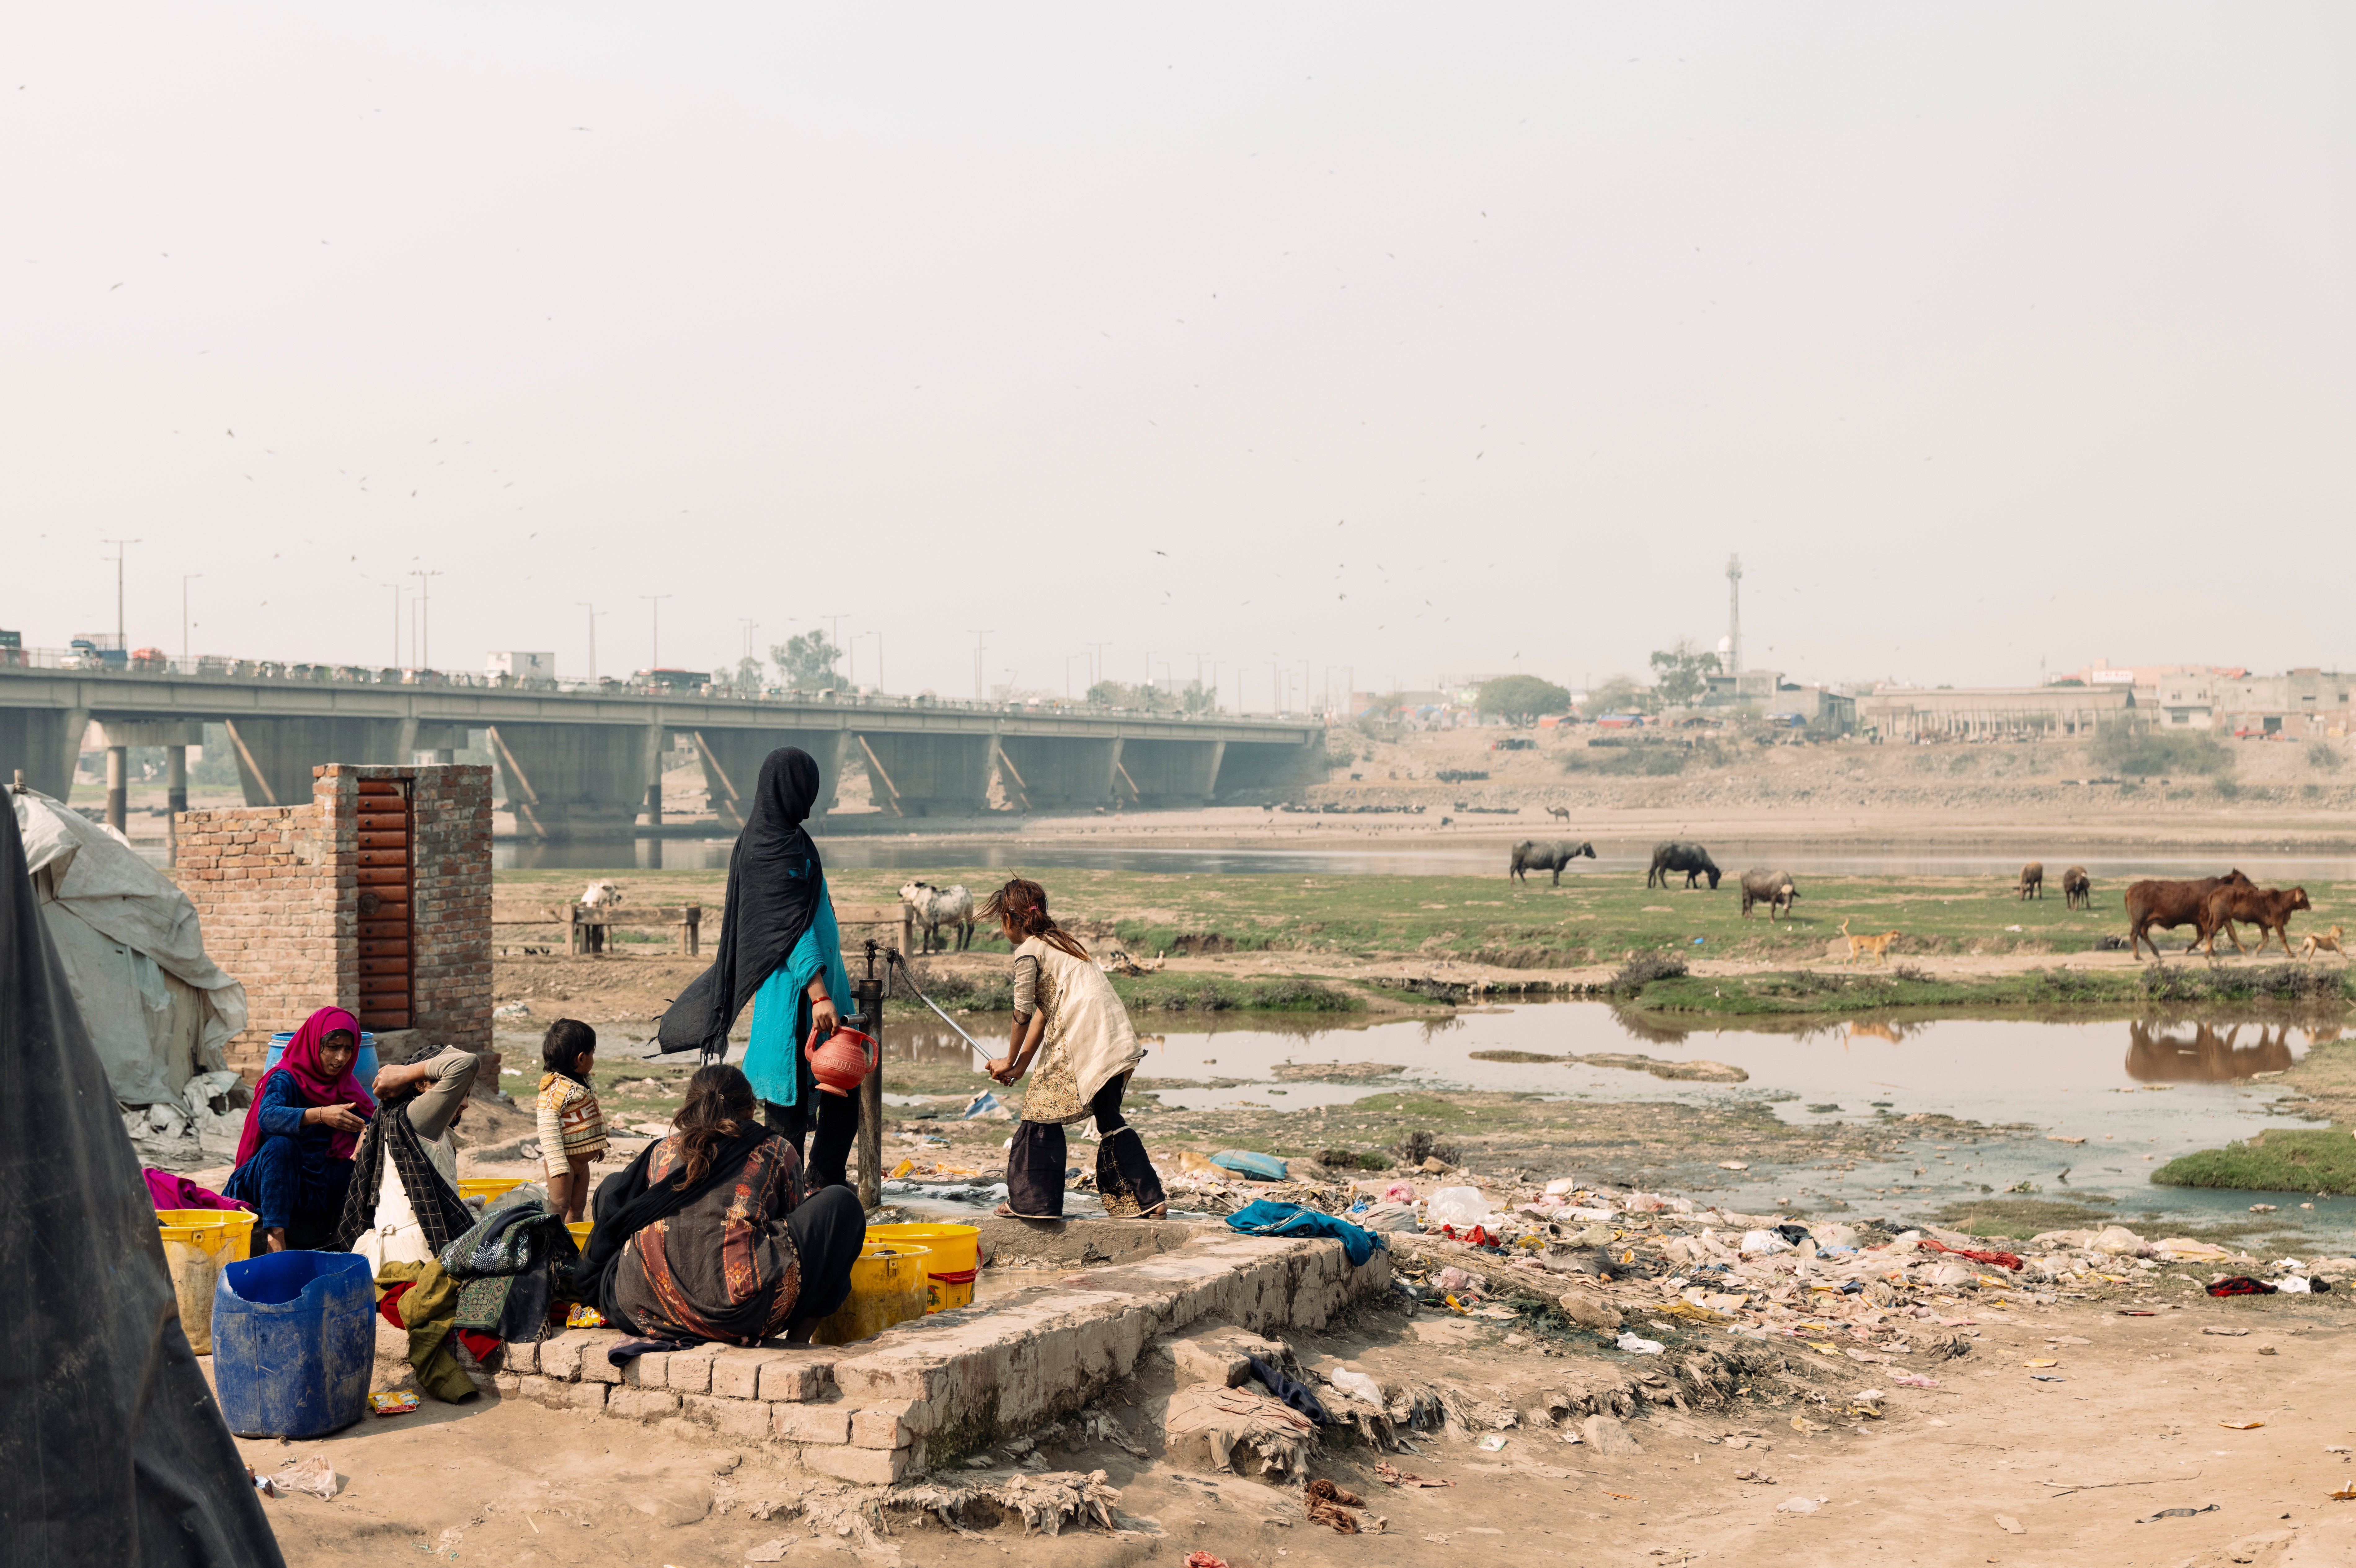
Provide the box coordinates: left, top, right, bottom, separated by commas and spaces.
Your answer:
1440, 1224, 1495, 1248
2207, 1276, 2276, 1296
1183, 1555, 1230, 1568
1919, 1237, 2023, 1270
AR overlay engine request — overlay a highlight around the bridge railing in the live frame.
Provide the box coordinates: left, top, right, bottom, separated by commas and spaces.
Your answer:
0, 645, 1326, 725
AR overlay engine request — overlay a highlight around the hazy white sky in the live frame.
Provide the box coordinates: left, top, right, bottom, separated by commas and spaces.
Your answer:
6, 4, 2352, 703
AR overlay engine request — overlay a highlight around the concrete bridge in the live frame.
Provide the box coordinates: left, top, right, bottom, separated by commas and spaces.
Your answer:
0, 663, 1323, 838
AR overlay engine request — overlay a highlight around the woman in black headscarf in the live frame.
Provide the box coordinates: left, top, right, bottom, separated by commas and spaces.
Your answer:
656, 747, 861, 1187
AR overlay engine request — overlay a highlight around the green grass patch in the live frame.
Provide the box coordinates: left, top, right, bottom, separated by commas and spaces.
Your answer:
2152, 1127, 2356, 1194
1924, 1197, 2119, 1239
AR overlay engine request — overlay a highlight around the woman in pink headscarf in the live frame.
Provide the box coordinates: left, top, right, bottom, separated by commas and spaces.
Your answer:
222, 1006, 377, 1251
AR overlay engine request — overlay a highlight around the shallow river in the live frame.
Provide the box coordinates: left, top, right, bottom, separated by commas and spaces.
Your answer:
856, 1002, 2352, 1243
493, 836, 2356, 882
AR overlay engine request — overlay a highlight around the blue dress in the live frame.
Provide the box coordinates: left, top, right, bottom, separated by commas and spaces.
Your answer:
742, 883, 853, 1109
221, 1071, 356, 1240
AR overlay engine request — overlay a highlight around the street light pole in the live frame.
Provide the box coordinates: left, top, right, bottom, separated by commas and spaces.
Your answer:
577, 602, 605, 682
640, 595, 673, 670
102, 538, 140, 650
965, 630, 993, 702
410, 569, 442, 669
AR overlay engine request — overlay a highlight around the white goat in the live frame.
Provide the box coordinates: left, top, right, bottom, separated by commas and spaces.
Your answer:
899, 881, 976, 954
580, 879, 623, 910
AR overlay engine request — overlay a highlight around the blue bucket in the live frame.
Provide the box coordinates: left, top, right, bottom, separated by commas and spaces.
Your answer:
266, 1030, 379, 1093
211, 1250, 374, 1438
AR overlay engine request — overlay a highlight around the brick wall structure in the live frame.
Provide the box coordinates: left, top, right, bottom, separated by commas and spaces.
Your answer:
176, 764, 493, 1075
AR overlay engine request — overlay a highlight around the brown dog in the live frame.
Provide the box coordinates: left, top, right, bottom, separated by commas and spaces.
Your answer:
1840, 918, 1901, 965
2301, 925, 2345, 960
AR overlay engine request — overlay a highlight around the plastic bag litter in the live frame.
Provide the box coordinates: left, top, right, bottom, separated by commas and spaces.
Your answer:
1328, 1369, 1384, 1407
275, 1457, 342, 1500
1741, 1229, 1795, 1255
962, 1090, 1011, 1121
1615, 1332, 1665, 1355
1776, 1496, 1826, 1515
1424, 1187, 1497, 1230
2275, 1275, 2314, 1294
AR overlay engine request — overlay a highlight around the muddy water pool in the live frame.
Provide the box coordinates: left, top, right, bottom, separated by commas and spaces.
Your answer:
873, 1004, 2355, 1242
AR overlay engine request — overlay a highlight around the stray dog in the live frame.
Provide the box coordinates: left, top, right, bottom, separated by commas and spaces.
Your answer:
1840, 917, 1901, 965
2301, 925, 2346, 960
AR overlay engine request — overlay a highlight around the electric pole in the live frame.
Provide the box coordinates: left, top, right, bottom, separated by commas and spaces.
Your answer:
641, 594, 673, 670
410, 569, 442, 669
577, 602, 605, 682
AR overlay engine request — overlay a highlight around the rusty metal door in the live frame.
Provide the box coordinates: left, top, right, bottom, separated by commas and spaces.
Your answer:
355, 779, 413, 1031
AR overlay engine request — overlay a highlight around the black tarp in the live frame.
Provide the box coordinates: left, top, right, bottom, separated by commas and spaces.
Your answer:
0, 792, 286, 1567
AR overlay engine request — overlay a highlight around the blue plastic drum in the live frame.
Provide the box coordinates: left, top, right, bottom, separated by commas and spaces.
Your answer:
266, 1030, 379, 1093
210, 1250, 374, 1438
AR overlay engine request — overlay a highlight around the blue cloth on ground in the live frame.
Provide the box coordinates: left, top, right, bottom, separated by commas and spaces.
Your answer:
1225, 1199, 1383, 1267
743, 886, 854, 1108
1247, 1355, 1333, 1425
1210, 1150, 1289, 1182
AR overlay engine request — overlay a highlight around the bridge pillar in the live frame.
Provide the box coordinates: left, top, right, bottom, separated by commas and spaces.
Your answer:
1209, 735, 1326, 797
1115, 738, 1227, 806
996, 735, 1122, 811
690, 729, 853, 829
0, 707, 86, 798
218, 717, 410, 807
485, 721, 653, 840
853, 732, 993, 817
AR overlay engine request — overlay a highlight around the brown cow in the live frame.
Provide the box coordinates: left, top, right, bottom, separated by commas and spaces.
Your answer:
2202, 883, 2312, 957
2061, 866, 2092, 910
2017, 861, 2043, 901
2124, 870, 2254, 961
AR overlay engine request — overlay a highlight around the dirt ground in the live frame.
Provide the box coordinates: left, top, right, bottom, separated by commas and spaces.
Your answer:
237, 1273, 2356, 1568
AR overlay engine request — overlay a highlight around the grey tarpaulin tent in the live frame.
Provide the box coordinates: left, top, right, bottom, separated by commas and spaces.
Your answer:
0, 790, 286, 1565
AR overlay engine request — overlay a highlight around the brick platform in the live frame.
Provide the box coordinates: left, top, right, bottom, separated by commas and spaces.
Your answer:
495, 1220, 1390, 1483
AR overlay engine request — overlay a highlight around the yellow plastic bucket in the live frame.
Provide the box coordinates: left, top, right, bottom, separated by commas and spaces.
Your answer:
458, 1177, 526, 1205
157, 1211, 252, 1354
813, 1243, 931, 1345
566, 1221, 594, 1251
865, 1222, 980, 1312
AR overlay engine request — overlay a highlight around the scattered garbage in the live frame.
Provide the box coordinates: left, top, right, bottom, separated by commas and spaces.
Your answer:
1614, 1332, 1665, 1355
273, 1457, 343, 1501
1776, 1496, 1827, 1514
2221, 1420, 2266, 1430
367, 1391, 420, 1417
1211, 1150, 1291, 1182
1425, 1187, 1499, 1230
1476, 1434, 1509, 1451
1740, 1230, 1794, 1256
2137, 1504, 2220, 1522
2209, 1277, 2277, 1297
1328, 1368, 1384, 1407
961, 1090, 1011, 1121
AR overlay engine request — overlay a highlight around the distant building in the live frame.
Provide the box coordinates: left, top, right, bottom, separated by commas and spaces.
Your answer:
1858, 684, 2132, 740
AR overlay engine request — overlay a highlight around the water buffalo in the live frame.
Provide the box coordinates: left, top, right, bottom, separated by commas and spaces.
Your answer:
1510, 839, 1597, 886
2062, 866, 2092, 910
2124, 870, 2254, 960
1647, 841, 1721, 890
2202, 882, 2311, 958
2017, 861, 2044, 900
1739, 868, 1799, 921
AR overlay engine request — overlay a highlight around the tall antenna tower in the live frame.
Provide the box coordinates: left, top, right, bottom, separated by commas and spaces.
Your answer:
1725, 554, 1743, 677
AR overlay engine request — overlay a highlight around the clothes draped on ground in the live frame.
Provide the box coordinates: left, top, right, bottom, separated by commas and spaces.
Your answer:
1248, 1355, 1334, 1425
373, 1261, 483, 1403
0, 792, 286, 1565
144, 1165, 247, 1212
536, 1069, 609, 1176
437, 1194, 581, 1341
2208, 1275, 2278, 1296
333, 1067, 475, 1258
1007, 935, 1144, 1125
1918, 1236, 2024, 1270
658, 747, 830, 1061
1006, 1072, 1165, 1219
1225, 1200, 1384, 1267
606, 1130, 849, 1344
